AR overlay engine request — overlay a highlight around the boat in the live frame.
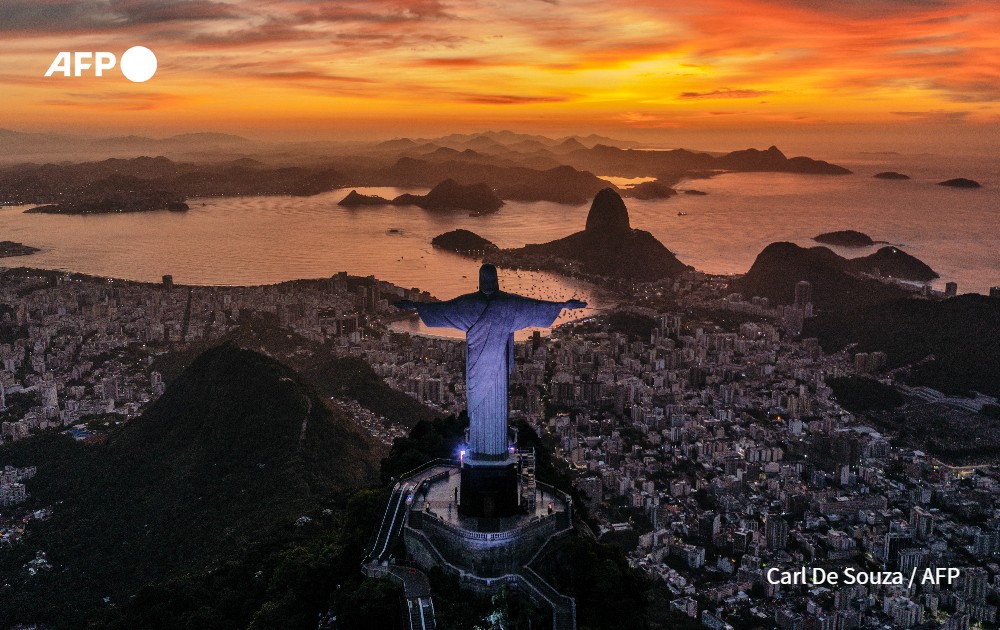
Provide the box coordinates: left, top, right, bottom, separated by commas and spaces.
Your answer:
386, 228, 403, 235
677, 212, 688, 216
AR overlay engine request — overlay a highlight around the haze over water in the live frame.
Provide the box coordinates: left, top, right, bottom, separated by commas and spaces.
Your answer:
1, 151, 997, 308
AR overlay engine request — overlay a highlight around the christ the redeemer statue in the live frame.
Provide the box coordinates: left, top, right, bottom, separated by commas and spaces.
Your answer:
396, 264, 585, 517
397, 264, 585, 459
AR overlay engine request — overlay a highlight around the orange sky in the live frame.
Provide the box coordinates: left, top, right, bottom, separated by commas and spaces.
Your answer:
2, 0, 999, 146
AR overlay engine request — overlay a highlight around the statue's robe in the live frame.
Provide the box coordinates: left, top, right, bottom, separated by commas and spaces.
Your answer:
413, 291, 565, 459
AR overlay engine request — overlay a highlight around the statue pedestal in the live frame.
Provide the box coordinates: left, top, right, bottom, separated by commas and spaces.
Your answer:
383, 461, 577, 627
459, 458, 519, 518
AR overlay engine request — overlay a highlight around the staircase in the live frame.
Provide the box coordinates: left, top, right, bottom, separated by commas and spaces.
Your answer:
406, 596, 437, 630
518, 567, 576, 630
518, 448, 537, 511
363, 482, 410, 565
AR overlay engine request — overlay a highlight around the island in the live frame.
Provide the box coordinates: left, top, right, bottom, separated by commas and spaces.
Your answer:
26, 190, 189, 214
390, 179, 503, 213
813, 230, 875, 247
431, 229, 500, 256
0, 241, 39, 258
874, 171, 910, 180
337, 190, 391, 207
847, 246, 939, 282
621, 180, 676, 200
683, 189, 708, 195
938, 178, 981, 188
734, 241, 937, 312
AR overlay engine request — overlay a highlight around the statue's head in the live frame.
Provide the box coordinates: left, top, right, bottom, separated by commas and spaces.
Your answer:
479, 264, 499, 295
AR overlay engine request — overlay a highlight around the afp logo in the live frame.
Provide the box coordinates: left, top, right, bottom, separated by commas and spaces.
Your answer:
45, 46, 157, 83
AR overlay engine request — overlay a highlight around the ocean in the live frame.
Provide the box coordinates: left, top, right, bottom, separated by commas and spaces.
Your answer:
1, 151, 997, 329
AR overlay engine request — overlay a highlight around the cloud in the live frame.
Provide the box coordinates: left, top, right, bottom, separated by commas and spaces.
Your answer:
451, 93, 570, 105
892, 109, 970, 122
43, 90, 190, 110
618, 112, 681, 128
751, 0, 954, 19
417, 57, 499, 67
3, 0, 1000, 131
0, 0, 238, 33
678, 89, 776, 100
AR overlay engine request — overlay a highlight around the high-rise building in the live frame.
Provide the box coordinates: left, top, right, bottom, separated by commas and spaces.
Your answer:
699, 512, 721, 545
162, 274, 173, 290
945, 281, 958, 297
765, 514, 788, 550
990, 287, 1000, 298
794, 280, 813, 307
910, 506, 934, 540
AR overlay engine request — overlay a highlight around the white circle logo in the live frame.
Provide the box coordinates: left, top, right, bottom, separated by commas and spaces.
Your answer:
120, 46, 157, 83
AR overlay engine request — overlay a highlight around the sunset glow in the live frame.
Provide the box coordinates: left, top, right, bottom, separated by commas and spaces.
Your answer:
2, 0, 999, 140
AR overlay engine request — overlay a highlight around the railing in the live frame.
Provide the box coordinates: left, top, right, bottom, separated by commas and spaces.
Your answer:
536, 480, 574, 523
363, 458, 577, 629
374, 485, 409, 562
405, 521, 577, 630
396, 458, 459, 482
363, 483, 403, 563
523, 525, 577, 630
417, 508, 558, 543
363, 459, 459, 565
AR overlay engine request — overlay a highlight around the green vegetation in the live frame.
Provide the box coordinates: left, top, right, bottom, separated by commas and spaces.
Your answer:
304, 356, 439, 430
0, 302, 27, 343
380, 414, 468, 483
0, 390, 35, 423
536, 536, 650, 630
827, 376, 904, 412
1, 340, 681, 629
606, 311, 658, 341
0, 345, 379, 628
982, 404, 1000, 420
808, 294, 1000, 397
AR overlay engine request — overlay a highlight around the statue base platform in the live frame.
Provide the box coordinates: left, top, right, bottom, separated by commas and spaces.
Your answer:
401, 462, 572, 577
459, 458, 519, 518
371, 461, 578, 628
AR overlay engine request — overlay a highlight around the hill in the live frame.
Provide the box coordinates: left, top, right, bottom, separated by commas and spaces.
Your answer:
24, 174, 189, 214
302, 355, 440, 430
622, 179, 677, 200
846, 246, 938, 281
732, 242, 912, 311
495, 188, 690, 281
560, 144, 850, 178
806, 294, 1000, 397
938, 178, 981, 188
0, 157, 344, 208
0, 344, 378, 628
0, 241, 39, 258
338, 189, 391, 207
431, 229, 500, 256
391, 178, 503, 212
383, 158, 613, 204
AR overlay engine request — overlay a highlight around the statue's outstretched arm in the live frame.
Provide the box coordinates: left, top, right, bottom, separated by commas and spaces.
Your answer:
510, 295, 587, 330
396, 295, 480, 331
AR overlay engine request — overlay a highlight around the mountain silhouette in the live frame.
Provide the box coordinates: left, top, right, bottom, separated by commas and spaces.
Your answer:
0, 345, 377, 626
432, 229, 501, 255
391, 178, 503, 212
733, 242, 915, 310
813, 230, 875, 247
501, 188, 689, 280
338, 189, 391, 207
